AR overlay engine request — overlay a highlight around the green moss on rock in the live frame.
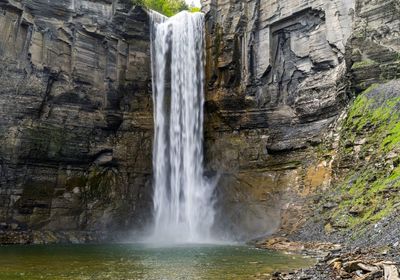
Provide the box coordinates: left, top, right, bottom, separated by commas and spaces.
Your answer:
323, 81, 400, 236
351, 59, 378, 70
86, 167, 120, 201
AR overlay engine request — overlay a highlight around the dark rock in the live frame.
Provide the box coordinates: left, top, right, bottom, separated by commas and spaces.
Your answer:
0, 0, 153, 240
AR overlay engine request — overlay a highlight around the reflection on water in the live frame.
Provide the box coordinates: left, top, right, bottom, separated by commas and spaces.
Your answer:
0, 244, 314, 279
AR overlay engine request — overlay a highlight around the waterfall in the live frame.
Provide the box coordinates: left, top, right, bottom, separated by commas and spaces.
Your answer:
150, 11, 216, 244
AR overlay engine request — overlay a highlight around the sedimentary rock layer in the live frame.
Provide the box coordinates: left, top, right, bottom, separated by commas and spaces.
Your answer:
0, 0, 152, 241
202, 0, 400, 240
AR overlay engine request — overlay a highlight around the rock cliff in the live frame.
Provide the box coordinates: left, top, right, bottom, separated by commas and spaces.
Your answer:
202, 0, 400, 241
0, 0, 153, 243
0, 0, 399, 245
293, 0, 400, 244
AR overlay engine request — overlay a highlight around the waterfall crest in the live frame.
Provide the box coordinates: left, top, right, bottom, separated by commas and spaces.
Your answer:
150, 11, 216, 244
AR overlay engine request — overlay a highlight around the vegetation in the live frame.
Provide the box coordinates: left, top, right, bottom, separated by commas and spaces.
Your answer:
132, 0, 200, 17
351, 59, 377, 70
320, 83, 400, 236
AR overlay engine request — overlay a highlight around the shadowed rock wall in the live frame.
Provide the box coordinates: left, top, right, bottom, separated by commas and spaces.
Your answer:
0, 0, 153, 243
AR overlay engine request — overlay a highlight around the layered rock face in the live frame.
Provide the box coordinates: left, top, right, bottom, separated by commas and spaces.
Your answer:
298, 81, 400, 246
202, 0, 400, 241
202, 0, 356, 240
297, 0, 400, 244
0, 0, 398, 245
0, 0, 152, 243
349, 0, 400, 92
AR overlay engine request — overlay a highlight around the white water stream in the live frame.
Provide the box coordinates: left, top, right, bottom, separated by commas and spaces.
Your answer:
150, 11, 216, 243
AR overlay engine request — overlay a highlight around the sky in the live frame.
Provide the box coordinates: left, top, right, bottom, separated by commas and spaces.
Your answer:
185, 0, 201, 7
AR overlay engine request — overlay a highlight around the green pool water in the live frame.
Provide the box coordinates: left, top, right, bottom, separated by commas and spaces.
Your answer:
0, 244, 314, 279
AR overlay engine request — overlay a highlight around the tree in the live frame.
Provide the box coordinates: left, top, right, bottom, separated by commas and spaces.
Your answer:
132, 0, 191, 17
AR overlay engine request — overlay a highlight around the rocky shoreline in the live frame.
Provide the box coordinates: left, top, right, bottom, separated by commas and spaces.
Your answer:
255, 237, 400, 280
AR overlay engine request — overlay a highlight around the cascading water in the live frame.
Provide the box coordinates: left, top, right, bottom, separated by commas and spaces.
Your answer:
150, 11, 216, 244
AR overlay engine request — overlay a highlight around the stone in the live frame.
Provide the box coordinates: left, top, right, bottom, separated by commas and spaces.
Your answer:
0, 0, 153, 241
323, 203, 338, 210
202, 0, 400, 243
349, 205, 366, 216
202, 0, 356, 238
382, 264, 400, 280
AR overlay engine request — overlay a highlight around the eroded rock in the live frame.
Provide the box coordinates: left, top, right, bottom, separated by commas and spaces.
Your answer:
0, 0, 153, 240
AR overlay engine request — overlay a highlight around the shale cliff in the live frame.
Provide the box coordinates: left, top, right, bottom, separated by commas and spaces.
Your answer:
0, 0, 153, 243
202, 0, 400, 242
0, 0, 399, 247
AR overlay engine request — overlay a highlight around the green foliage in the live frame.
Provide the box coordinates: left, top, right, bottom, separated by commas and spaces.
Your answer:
322, 83, 400, 236
188, 6, 200, 13
133, 0, 198, 17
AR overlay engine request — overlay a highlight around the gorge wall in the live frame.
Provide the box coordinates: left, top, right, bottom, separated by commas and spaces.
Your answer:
0, 0, 153, 243
0, 0, 399, 244
202, 0, 400, 241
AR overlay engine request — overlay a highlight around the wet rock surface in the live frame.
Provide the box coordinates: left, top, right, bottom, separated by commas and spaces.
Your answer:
0, 0, 153, 240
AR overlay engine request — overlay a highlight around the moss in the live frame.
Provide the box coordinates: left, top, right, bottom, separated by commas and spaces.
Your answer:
322, 83, 400, 235
345, 84, 400, 144
329, 165, 400, 230
86, 167, 120, 201
382, 122, 400, 151
369, 201, 394, 223
351, 59, 377, 70
345, 85, 378, 131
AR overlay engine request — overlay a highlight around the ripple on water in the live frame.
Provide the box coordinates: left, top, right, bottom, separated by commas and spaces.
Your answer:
0, 244, 315, 280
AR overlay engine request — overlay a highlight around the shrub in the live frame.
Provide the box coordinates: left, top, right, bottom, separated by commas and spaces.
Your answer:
133, 0, 194, 17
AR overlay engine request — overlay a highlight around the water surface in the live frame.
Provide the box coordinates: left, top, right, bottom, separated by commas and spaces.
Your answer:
0, 244, 314, 279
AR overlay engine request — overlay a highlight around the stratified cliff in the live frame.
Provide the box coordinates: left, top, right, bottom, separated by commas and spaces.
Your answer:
296, 0, 400, 245
202, 0, 354, 240
0, 0, 398, 246
0, 0, 153, 243
202, 0, 400, 241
